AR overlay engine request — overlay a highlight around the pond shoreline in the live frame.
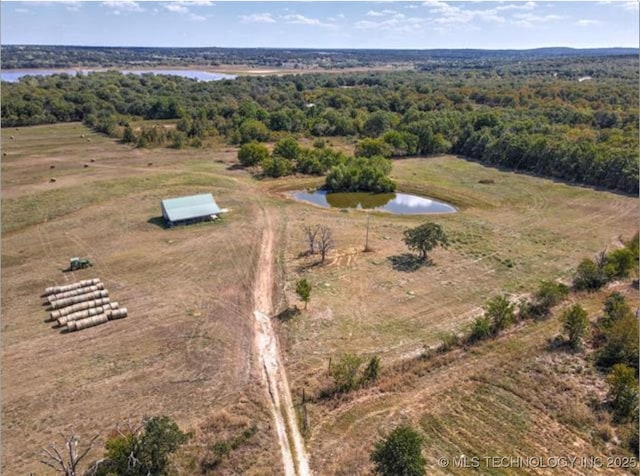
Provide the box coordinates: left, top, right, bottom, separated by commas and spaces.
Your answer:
287, 189, 457, 216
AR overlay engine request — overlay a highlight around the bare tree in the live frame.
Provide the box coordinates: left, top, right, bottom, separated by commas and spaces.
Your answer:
40, 433, 99, 476
302, 224, 319, 255
317, 225, 335, 263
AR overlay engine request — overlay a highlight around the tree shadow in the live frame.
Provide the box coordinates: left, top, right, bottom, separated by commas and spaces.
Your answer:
275, 306, 301, 322
226, 163, 244, 171
387, 253, 428, 272
147, 216, 168, 229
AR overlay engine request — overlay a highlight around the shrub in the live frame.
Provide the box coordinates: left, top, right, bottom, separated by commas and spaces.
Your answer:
362, 356, 381, 384
607, 364, 638, 423
562, 304, 589, 349
238, 142, 269, 167
261, 156, 293, 177
468, 316, 492, 343
98, 416, 188, 476
295, 279, 312, 309
273, 136, 301, 160
484, 295, 515, 334
530, 281, 569, 318
325, 156, 395, 193
603, 248, 635, 280
355, 138, 393, 158
330, 354, 365, 393
370, 425, 425, 476
573, 258, 606, 291
597, 313, 639, 369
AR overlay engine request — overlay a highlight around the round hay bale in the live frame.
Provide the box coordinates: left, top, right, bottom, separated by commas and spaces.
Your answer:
50, 165, 55, 169
147, 162, 153, 167
10, 136, 15, 140
2, 152, 7, 157
90, 159, 95, 162
87, 139, 91, 142
50, 178, 57, 183
81, 134, 85, 138
84, 164, 89, 168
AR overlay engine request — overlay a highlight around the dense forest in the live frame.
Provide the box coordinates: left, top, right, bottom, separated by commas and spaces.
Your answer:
2, 54, 638, 193
2, 45, 638, 70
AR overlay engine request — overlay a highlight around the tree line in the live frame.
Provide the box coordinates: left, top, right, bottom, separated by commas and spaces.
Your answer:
2, 59, 638, 193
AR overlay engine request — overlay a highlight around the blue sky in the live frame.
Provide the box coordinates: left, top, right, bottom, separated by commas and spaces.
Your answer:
2, 1, 638, 49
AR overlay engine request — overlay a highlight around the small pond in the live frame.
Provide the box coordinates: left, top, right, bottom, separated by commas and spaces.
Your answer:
1, 69, 236, 83
291, 190, 456, 215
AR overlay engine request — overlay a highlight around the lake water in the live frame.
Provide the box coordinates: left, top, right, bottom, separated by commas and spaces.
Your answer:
292, 190, 456, 215
1, 69, 236, 82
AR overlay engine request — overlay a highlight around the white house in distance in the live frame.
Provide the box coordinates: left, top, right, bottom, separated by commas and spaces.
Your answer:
161, 193, 222, 227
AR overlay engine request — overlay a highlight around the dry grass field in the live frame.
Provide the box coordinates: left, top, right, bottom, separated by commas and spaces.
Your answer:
269, 157, 638, 474
2, 123, 638, 475
2, 124, 280, 474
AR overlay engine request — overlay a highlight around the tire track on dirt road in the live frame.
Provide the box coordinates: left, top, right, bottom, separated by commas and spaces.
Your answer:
253, 207, 311, 476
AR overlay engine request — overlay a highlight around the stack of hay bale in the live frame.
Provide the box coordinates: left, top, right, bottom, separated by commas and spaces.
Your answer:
42, 278, 128, 332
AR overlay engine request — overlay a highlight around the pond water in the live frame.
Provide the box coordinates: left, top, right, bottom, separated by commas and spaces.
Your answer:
1, 69, 236, 82
291, 190, 456, 215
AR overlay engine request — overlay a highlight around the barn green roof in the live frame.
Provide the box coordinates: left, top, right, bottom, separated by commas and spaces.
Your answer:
161, 193, 221, 223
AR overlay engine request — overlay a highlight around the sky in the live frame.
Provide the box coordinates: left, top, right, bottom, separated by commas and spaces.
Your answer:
1, 1, 639, 49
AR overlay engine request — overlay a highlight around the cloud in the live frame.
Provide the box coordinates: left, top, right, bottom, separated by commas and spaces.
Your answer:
102, 1, 144, 14
576, 19, 601, 27
622, 1, 639, 10
15, 7, 31, 13
240, 13, 276, 24
356, 13, 426, 33
512, 12, 563, 27
282, 14, 336, 28
495, 2, 536, 11
165, 4, 188, 13
423, 1, 506, 25
163, 2, 209, 21
366, 9, 396, 17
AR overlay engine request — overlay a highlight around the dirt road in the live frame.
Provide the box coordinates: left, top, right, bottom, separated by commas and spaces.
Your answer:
253, 208, 311, 476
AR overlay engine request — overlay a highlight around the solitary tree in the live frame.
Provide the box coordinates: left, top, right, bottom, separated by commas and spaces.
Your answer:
296, 279, 312, 309
317, 225, 335, 263
607, 364, 638, 422
562, 303, 589, 349
370, 425, 426, 476
302, 224, 319, 255
403, 223, 448, 261
272, 136, 301, 161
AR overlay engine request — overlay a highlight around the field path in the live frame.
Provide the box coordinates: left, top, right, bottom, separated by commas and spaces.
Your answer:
253, 207, 312, 476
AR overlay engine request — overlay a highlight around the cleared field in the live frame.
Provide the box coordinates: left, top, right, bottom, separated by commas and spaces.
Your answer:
2, 123, 638, 475
1, 124, 279, 474
269, 156, 638, 473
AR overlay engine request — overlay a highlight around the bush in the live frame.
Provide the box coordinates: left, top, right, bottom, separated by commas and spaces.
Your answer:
562, 303, 589, 349
273, 136, 301, 160
238, 142, 269, 166
437, 332, 460, 352
530, 281, 569, 318
607, 364, 638, 422
469, 316, 492, 343
603, 248, 635, 280
330, 354, 365, 393
355, 138, 393, 158
597, 313, 639, 369
98, 416, 188, 476
238, 119, 270, 143
261, 156, 294, 177
371, 425, 425, 476
362, 356, 381, 384
484, 295, 515, 334
573, 258, 606, 291
601, 292, 633, 328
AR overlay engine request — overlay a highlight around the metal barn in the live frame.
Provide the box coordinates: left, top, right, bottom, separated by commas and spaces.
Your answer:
161, 193, 221, 227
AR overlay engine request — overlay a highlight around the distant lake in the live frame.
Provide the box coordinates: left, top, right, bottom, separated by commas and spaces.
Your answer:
292, 190, 457, 215
1, 69, 237, 82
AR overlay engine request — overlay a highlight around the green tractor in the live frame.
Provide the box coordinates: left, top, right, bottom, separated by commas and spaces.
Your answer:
68, 257, 93, 271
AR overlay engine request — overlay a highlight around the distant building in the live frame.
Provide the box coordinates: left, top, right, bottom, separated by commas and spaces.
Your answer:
161, 193, 221, 227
